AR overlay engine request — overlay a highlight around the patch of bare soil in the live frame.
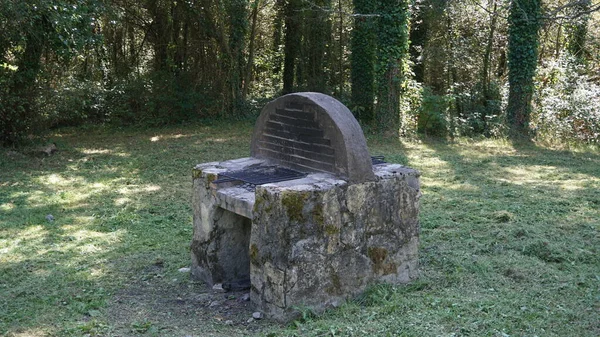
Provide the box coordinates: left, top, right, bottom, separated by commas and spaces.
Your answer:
104, 266, 276, 336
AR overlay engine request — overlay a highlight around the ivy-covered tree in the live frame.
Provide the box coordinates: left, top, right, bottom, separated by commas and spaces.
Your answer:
566, 0, 591, 61
506, 0, 542, 140
375, 0, 411, 133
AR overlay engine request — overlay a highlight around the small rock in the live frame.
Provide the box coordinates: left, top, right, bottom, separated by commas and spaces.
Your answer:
247, 317, 254, 323
212, 283, 225, 292
41, 143, 58, 156
45, 214, 55, 222
178, 267, 191, 273
209, 300, 221, 307
225, 320, 233, 325
252, 311, 263, 320
240, 293, 250, 302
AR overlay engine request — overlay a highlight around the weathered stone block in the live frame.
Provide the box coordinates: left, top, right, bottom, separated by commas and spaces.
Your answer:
191, 161, 420, 321
249, 164, 420, 320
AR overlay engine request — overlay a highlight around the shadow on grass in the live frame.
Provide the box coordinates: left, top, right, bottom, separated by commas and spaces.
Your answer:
416, 137, 598, 276
0, 121, 257, 336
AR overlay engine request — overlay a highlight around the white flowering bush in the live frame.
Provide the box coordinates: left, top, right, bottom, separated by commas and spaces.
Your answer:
533, 56, 600, 144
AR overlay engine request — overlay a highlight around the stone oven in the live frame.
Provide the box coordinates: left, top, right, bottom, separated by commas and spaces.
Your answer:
191, 92, 420, 321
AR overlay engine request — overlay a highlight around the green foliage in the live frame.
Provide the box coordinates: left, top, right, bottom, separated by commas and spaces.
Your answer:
417, 87, 450, 137
104, 72, 220, 126
411, 80, 504, 139
454, 80, 504, 137
397, 76, 421, 138
40, 78, 106, 127
0, 0, 103, 145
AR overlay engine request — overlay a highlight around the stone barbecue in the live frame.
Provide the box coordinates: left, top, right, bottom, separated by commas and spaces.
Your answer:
191, 92, 420, 321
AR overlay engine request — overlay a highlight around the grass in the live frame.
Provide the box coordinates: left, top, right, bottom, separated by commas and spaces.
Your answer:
1, 122, 599, 336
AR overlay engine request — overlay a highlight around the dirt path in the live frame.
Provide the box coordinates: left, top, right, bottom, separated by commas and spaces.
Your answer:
104, 270, 276, 336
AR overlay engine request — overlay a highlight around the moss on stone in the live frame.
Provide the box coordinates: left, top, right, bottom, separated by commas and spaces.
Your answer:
324, 225, 340, 235
253, 190, 265, 212
281, 191, 310, 222
367, 246, 388, 264
326, 271, 343, 295
192, 168, 203, 179
250, 244, 259, 265
312, 204, 325, 225
206, 173, 218, 184
367, 246, 397, 275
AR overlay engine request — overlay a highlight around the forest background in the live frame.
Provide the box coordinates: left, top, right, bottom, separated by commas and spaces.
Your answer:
1, 1, 600, 336
0, 0, 599, 144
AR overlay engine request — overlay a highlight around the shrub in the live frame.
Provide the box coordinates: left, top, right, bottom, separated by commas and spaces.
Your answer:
533, 55, 600, 144
40, 77, 106, 128
417, 86, 450, 137
453, 80, 504, 137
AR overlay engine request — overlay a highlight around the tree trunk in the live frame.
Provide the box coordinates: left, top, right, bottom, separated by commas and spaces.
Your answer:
337, 0, 344, 96
482, 0, 497, 98
567, 0, 591, 61
2, 15, 49, 144
304, 0, 331, 92
350, 0, 376, 121
375, 0, 411, 133
227, 0, 248, 114
506, 0, 542, 140
408, 1, 427, 83
283, 0, 301, 93
243, 0, 261, 100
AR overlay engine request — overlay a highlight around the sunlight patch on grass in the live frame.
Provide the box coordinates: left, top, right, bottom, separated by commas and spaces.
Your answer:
1, 224, 124, 265
117, 184, 161, 196
81, 149, 112, 155
0, 226, 47, 261
422, 179, 479, 192
42, 173, 85, 186
150, 133, 190, 142
499, 165, 597, 189
114, 197, 130, 206
10, 328, 48, 337
1, 202, 15, 211
199, 137, 232, 143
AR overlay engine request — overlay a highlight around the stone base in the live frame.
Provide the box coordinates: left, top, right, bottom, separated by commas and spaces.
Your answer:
191, 158, 420, 321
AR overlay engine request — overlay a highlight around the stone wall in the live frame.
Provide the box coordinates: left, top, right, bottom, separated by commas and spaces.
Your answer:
249, 164, 420, 320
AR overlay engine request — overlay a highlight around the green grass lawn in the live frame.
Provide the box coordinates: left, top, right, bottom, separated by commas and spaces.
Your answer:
1, 122, 598, 336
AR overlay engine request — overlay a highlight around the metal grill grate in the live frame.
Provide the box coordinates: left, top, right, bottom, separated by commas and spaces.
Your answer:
371, 156, 386, 165
213, 156, 385, 189
213, 166, 307, 186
